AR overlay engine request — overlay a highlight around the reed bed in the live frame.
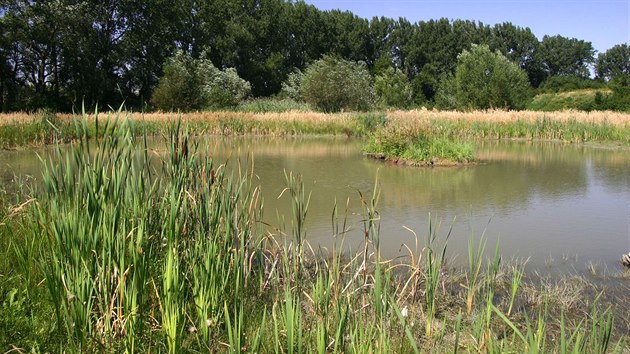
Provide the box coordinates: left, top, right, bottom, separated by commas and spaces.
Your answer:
387, 109, 630, 126
0, 110, 628, 352
2, 108, 630, 149
3, 109, 630, 127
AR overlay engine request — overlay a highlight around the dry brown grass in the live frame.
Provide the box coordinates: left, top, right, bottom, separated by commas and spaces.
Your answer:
387, 109, 630, 126
59, 110, 358, 124
3, 109, 630, 126
0, 112, 44, 126
0, 110, 356, 127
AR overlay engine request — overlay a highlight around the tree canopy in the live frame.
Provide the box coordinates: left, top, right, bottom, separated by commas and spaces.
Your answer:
151, 51, 251, 111
596, 44, 630, 81
436, 44, 531, 110
300, 55, 374, 112
0, 0, 623, 112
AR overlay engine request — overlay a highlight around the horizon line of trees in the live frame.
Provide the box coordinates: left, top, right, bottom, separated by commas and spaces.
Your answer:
1, 0, 629, 113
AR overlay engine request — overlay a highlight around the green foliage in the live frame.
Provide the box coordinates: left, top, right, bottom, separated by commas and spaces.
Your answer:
539, 35, 595, 78
152, 51, 251, 111
280, 70, 304, 101
527, 89, 611, 112
436, 44, 531, 110
355, 112, 388, 135
374, 67, 413, 108
539, 76, 606, 93
596, 44, 630, 80
603, 74, 630, 111
151, 51, 213, 111
528, 76, 630, 112
2, 1, 624, 112
363, 123, 474, 163
301, 56, 374, 112
207, 68, 252, 109
411, 64, 440, 104
2, 111, 630, 351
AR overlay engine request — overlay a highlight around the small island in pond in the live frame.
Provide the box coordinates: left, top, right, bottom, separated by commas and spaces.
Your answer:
363, 124, 475, 167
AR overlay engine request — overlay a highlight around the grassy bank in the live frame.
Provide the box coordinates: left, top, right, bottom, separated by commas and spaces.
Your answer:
527, 89, 612, 112
0, 112, 628, 352
2, 109, 630, 149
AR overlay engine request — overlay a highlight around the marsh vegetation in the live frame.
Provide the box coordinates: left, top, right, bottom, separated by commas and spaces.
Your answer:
0, 111, 629, 352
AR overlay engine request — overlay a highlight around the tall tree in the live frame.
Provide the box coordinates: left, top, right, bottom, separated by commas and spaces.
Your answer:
0, 4, 21, 111
321, 10, 372, 64
596, 44, 630, 80
538, 35, 595, 78
489, 22, 545, 87
436, 44, 530, 110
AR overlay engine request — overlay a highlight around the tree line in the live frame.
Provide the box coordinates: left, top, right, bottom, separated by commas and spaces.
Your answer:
0, 0, 628, 112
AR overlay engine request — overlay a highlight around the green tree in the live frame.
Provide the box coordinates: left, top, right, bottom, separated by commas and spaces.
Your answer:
604, 74, 630, 111
280, 69, 304, 101
412, 63, 439, 104
596, 44, 630, 81
152, 51, 212, 111
539, 35, 595, 78
436, 44, 531, 110
375, 67, 412, 108
489, 22, 545, 87
152, 51, 250, 111
206, 67, 251, 109
301, 55, 374, 112
539, 75, 604, 93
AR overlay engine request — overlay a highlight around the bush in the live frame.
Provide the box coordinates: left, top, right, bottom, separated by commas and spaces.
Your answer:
374, 67, 413, 109
151, 51, 209, 111
206, 68, 251, 109
538, 76, 605, 93
152, 51, 251, 111
436, 44, 531, 110
604, 74, 630, 111
301, 56, 374, 112
280, 70, 304, 101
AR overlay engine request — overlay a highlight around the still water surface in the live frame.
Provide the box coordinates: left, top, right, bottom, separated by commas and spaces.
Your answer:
1, 137, 629, 270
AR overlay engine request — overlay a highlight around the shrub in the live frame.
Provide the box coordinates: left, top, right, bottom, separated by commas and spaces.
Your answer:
436, 44, 531, 110
152, 51, 251, 111
538, 76, 605, 93
280, 70, 304, 101
206, 68, 251, 109
301, 56, 374, 112
604, 74, 630, 111
151, 51, 210, 111
374, 67, 413, 109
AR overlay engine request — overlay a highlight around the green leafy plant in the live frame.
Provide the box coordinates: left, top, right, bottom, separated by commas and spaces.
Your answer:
301, 55, 374, 112
436, 44, 531, 110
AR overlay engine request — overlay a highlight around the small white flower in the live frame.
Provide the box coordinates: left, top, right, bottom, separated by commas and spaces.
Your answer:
401, 306, 408, 318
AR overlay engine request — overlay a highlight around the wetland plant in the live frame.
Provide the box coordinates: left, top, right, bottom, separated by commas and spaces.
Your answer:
1, 109, 628, 352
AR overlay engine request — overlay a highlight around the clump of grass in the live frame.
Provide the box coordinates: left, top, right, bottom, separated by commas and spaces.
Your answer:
363, 122, 474, 165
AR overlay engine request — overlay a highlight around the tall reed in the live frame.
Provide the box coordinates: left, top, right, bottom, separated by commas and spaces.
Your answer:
3, 108, 628, 352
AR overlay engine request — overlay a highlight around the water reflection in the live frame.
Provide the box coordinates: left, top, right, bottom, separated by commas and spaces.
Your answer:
1, 137, 629, 270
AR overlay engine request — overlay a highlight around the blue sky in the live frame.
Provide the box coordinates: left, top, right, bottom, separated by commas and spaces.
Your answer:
303, 0, 629, 54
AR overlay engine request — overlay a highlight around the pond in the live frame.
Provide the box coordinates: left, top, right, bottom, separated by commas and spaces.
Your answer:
2, 137, 629, 272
